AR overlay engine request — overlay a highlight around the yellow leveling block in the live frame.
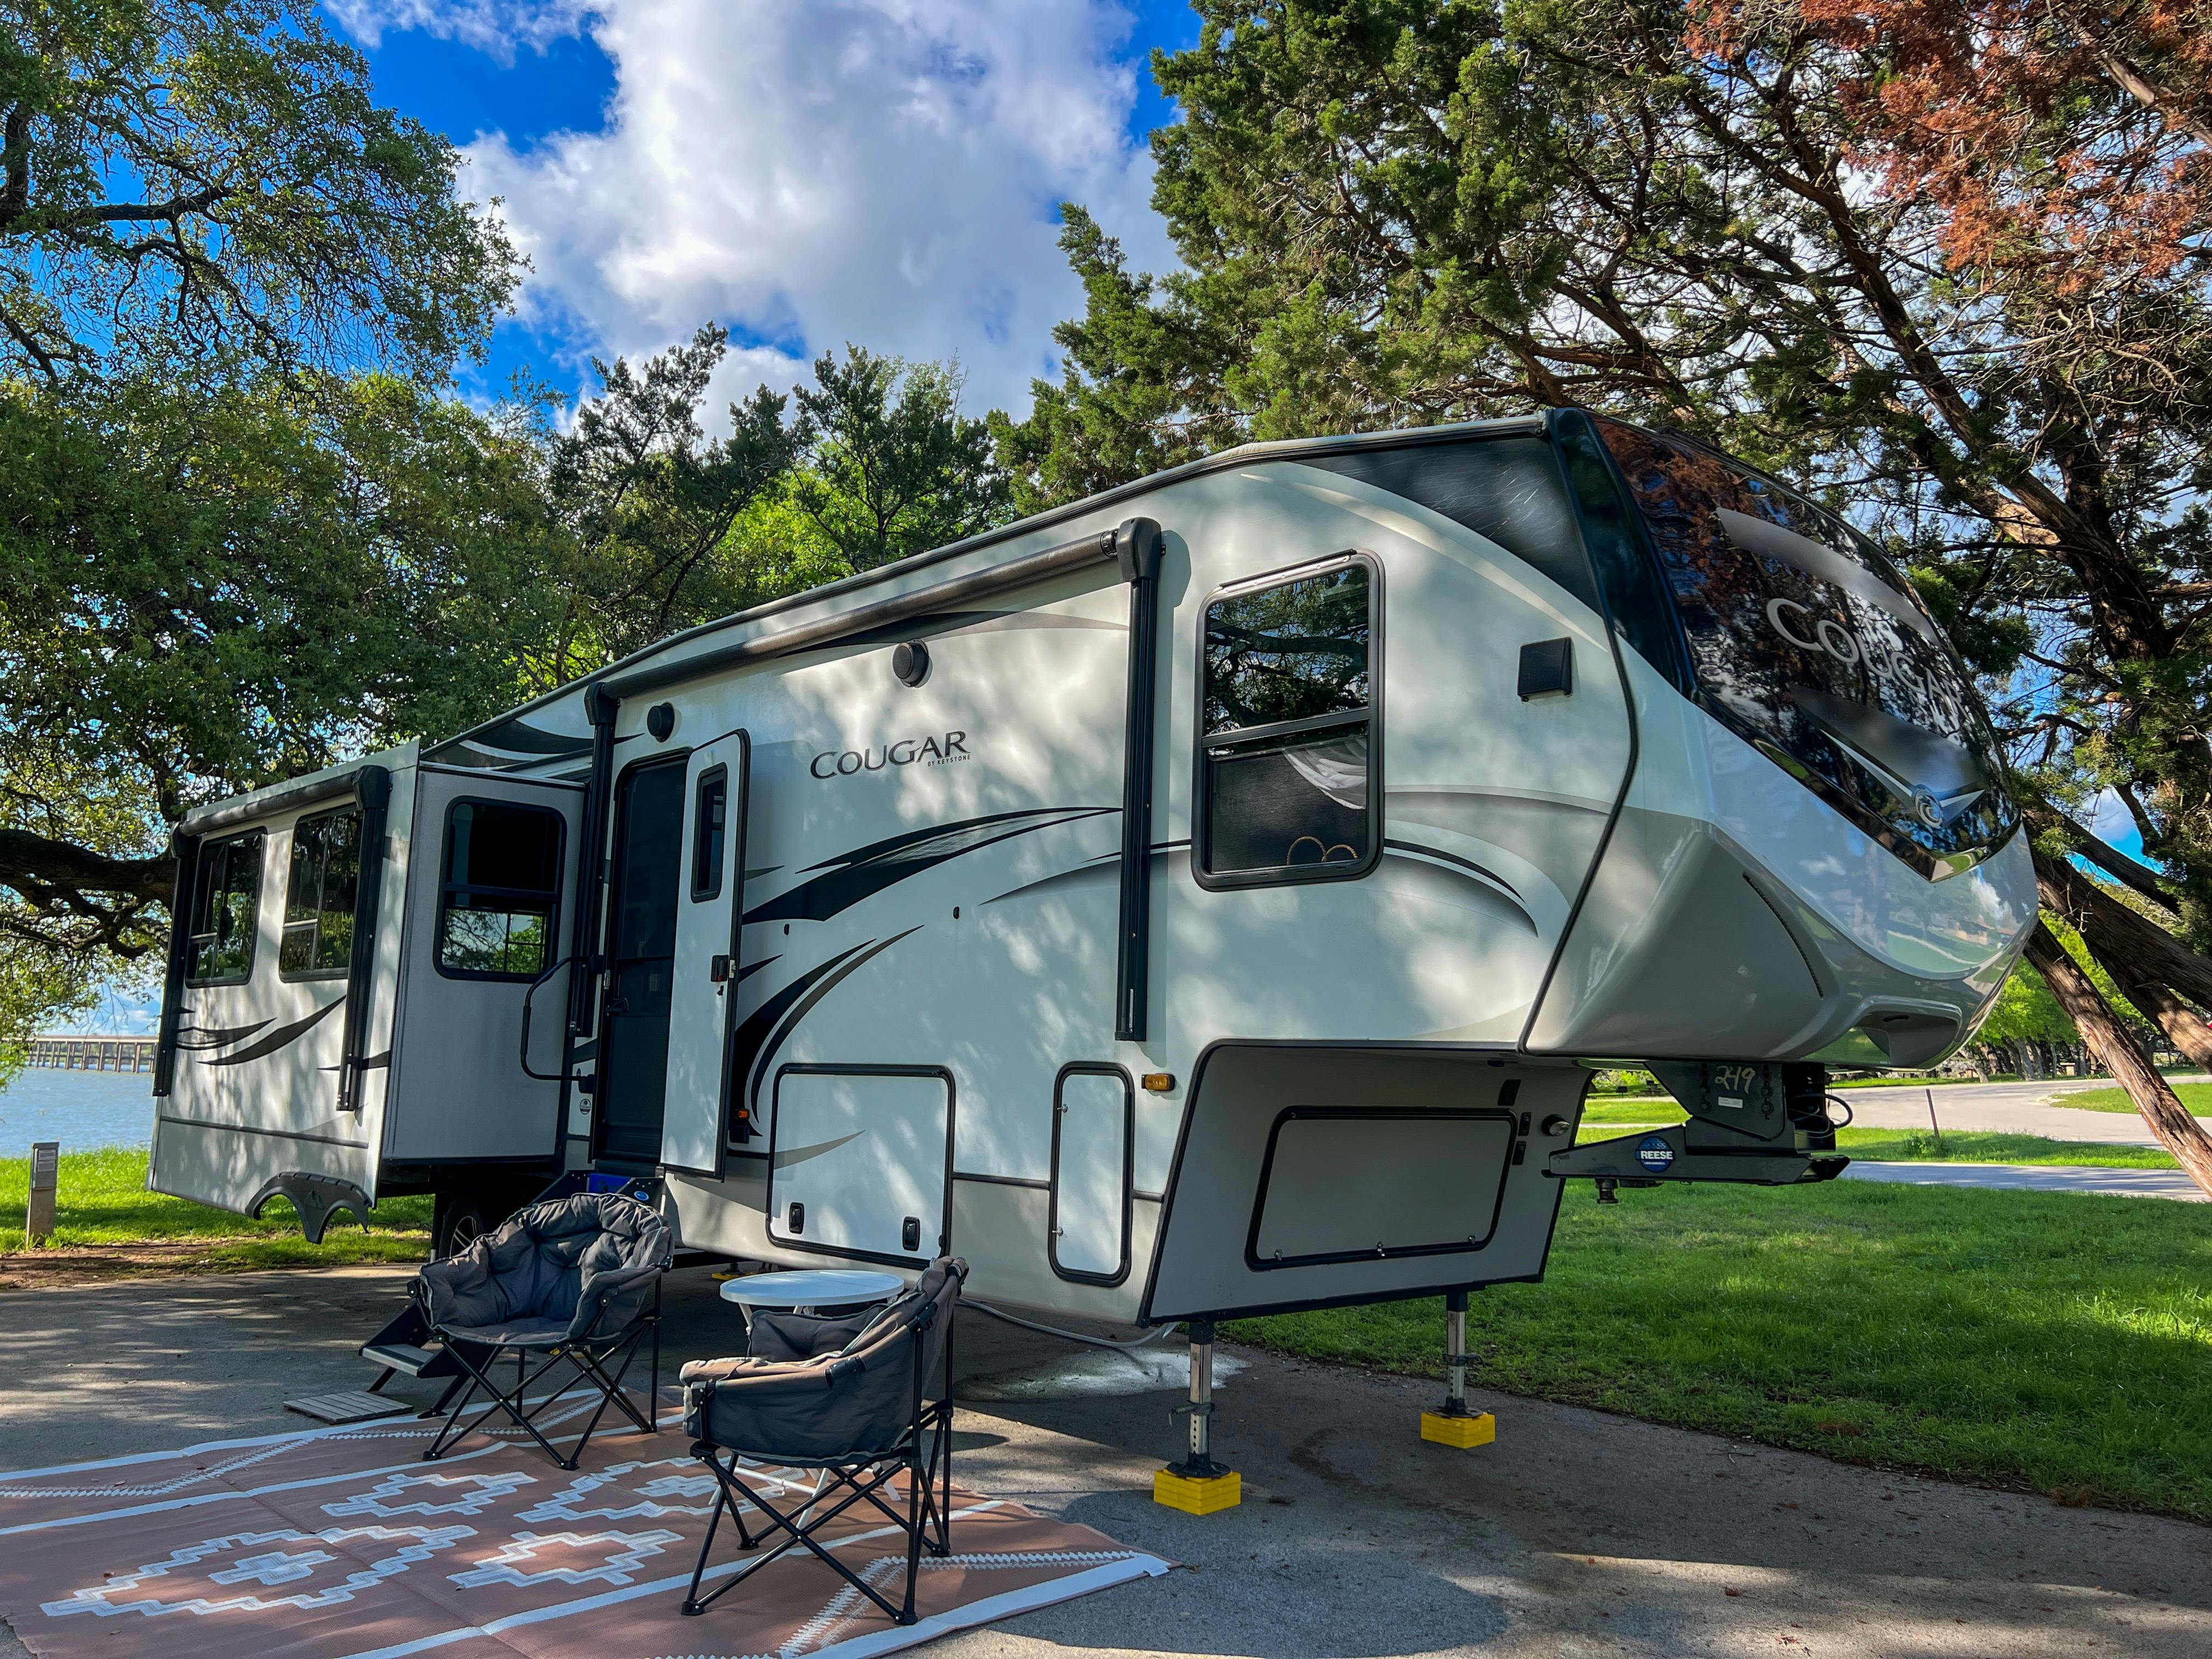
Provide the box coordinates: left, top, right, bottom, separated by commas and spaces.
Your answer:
1420, 1410, 1497, 1448
1153, 1467, 1242, 1514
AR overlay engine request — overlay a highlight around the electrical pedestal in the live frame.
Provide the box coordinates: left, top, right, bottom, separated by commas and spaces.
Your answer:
1419, 1289, 1496, 1449
1154, 1318, 1240, 1513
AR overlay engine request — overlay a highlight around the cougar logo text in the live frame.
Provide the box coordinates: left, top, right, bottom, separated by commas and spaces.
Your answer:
811, 732, 970, 778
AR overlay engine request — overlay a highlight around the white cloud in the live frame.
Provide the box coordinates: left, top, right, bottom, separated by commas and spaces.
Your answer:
326, 0, 592, 63
342, 0, 1171, 416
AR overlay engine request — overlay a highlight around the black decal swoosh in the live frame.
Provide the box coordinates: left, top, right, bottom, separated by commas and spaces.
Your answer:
745, 808, 1114, 924
737, 956, 780, 982
175, 1016, 274, 1051
473, 717, 595, 757
773, 1131, 865, 1170
1382, 839, 1522, 901
723, 940, 882, 1137
758, 929, 921, 1075
1382, 840, 1534, 930
736, 929, 926, 1135
983, 839, 1190, 907
207, 997, 346, 1065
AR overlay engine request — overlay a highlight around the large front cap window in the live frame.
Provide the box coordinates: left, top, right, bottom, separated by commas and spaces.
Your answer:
1594, 419, 2014, 876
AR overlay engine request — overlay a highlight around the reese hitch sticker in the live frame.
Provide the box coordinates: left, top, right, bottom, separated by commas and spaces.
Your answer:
1635, 1136, 1676, 1172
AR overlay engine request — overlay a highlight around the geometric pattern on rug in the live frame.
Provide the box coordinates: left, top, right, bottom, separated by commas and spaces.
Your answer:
0, 1387, 1169, 1659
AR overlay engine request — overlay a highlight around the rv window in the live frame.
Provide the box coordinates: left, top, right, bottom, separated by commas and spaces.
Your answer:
185, 830, 265, 986
279, 807, 363, 978
691, 766, 727, 902
1304, 435, 1599, 612
1197, 557, 1379, 884
436, 800, 563, 980
1591, 416, 2018, 875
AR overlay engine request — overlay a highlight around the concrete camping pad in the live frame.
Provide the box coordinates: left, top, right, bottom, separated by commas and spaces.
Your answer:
3, 1262, 2209, 1656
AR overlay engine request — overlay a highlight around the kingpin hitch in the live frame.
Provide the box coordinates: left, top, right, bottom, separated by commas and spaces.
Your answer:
1548, 1060, 1849, 1190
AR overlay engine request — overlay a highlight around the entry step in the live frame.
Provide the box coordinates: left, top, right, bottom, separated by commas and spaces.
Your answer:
360, 1341, 442, 1376
285, 1390, 411, 1425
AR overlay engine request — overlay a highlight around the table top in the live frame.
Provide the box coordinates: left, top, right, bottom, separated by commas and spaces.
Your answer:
716, 1268, 906, 1309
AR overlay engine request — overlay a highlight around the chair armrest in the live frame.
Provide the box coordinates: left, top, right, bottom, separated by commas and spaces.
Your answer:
679, 1355, 759, 1387
571, 1258, 668, 1341
416, 1253, 494, 1332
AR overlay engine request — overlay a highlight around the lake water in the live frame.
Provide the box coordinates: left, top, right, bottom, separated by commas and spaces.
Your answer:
0, 1067, 156, 1156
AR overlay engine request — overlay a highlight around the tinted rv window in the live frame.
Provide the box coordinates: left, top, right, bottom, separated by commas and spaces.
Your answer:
186, 830, 264, 985
1554, 410, 1688, 689
691, 766, 727, 902
1198, 557, 1380, 885
279, 807, 362, 978
436, 800, 563, 979
1304, 436, 1599, 612
1592, 417, 2016, 874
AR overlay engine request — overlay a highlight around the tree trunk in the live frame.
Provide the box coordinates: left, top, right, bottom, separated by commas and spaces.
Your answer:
2023, 922, 2212, 1195
2032, 849, 2212, 1067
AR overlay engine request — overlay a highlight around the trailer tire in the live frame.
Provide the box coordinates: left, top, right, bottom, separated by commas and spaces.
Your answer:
432, 1192, 495, 1260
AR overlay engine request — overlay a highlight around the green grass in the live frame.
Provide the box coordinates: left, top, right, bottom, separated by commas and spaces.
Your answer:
2059, 1082, 2212, 1116
1588, 1074, 2036, 1102
0, 1147, 432, 1269
1578, 1097, 1689, 1124
1228, 1180, 2212, 1520
1834, 1128, 2178, 1167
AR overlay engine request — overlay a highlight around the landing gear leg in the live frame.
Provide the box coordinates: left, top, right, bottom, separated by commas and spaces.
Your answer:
1420, 1289, 1496, 1448
1153, 1318, 1240, 1513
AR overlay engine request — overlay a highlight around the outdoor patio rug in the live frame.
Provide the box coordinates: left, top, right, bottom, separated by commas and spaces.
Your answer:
0, 1388, 1169, 1659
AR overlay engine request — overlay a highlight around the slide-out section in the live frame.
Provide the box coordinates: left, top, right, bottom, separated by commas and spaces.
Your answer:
150, 748, 417, 1235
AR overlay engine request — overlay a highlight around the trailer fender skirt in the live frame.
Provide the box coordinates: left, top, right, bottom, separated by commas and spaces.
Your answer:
1545, 1125, 1849, 1188
248, 1172, 374, 1244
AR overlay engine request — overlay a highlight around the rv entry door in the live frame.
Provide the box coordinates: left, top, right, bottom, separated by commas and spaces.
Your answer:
595, 755, 687, 1169
662, 731, 750, 1175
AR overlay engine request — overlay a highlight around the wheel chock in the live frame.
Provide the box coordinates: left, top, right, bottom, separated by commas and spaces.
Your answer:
1420, 1409, 1496, 1448
1153, 1466, 1241, 1514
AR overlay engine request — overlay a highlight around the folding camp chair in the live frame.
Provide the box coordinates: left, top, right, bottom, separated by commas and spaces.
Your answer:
414, 1191, 672, 1471
678, 1256, 967, 1626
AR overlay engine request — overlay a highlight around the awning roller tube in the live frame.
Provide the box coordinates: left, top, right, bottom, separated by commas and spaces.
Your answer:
597, 525, 1127, 703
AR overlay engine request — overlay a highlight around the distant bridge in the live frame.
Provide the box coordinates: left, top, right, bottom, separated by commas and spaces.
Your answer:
24, 1034, 157, 1072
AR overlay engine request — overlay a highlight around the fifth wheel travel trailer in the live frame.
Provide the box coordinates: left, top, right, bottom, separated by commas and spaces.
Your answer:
150, 408, 2033, 1494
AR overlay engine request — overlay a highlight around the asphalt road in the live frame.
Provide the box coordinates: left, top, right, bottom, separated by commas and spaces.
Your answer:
1831, 1076, 2209, 1144
2, 1263, 2206, 1657
1590, 1077, 2212, 1199
1840, 1159, 2208, 1200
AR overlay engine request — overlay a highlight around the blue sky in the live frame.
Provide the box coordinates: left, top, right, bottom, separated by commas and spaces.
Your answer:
327, 0, 1203, 415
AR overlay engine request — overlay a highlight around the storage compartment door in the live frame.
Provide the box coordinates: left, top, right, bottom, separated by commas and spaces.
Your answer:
1249, 1109, 1514, 1268
1050, 1065, 1132, 1283
663, 731, 749, 1175
386, 769, 582, 1163
768, 1066, 951, 1265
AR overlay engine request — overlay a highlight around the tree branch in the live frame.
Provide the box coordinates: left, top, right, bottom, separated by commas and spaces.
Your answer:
0, 828, 176, 905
